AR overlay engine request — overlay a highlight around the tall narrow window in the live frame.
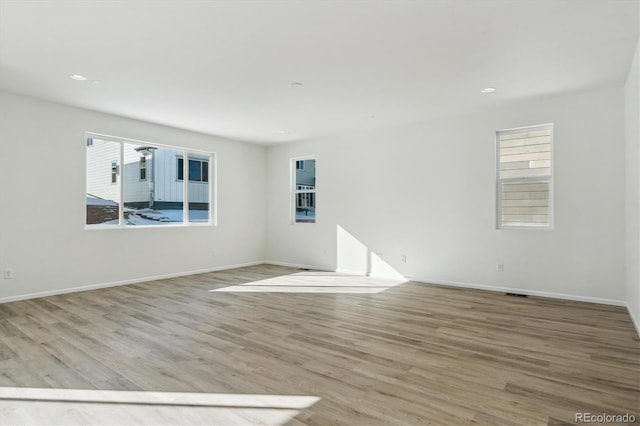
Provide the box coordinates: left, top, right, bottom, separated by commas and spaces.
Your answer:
292, 157, 316, 223
139, 156, 147, 180
496, 124, 553, 229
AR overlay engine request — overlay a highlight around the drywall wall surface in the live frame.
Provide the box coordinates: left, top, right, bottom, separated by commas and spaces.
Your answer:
0, 91, 267, 301
625, 38, 640, 331
266, 87, 627, 304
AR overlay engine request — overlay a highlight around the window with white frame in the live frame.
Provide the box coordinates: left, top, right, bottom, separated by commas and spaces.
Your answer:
496, 124, 553, 229
86, 134, 214, 227
292, 157, 316, 223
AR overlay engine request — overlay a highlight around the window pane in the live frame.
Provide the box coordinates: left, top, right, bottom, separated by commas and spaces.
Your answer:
87, 138, 121, 225
177, 158, 184, 181
188, 155, 210, 222
189, 159, 201, 182
500, 180, 550, 227
139, 157, 147, 180
497, 125, 552, 229
295, 192, 316, 223
295, 159, 315, 189
123, 144, 183, 226
498, 129, 551, 180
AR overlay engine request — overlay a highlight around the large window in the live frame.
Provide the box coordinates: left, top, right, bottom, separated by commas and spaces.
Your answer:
86, 134, 214, 228
292, 157, 316, 223
496, 124, 553, 229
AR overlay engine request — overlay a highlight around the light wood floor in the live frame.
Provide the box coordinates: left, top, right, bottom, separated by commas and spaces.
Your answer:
0, 264, 638, 425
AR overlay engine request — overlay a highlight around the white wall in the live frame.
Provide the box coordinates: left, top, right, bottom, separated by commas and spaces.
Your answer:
266, 87, 627, 304
625, 38, 640, 332
0, 84, 631, 311
0, 91, 267, 302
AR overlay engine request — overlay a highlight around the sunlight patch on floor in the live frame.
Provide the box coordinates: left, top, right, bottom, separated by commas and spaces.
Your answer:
0, 388, 319, 425
210, 272, 406, 294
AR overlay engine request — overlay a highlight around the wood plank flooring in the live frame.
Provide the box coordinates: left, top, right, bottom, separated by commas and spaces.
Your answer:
0, 264, 638, 425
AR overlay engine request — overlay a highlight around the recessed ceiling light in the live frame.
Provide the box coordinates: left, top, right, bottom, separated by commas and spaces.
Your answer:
69, 74, 88, 81
481, 87, 496, 94
291, 82, 303, 87
276, 130, 287, 135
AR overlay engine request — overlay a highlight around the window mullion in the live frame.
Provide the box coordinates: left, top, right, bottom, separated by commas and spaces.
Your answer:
119, 142, 124, 227
183, 151, 189, 224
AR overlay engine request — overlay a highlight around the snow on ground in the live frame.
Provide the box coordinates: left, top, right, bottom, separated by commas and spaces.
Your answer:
86, 195, 118, 206
91, 209, 209, 226
296, 209, 316, 221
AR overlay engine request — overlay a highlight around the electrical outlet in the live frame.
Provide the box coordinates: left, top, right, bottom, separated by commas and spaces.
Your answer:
401, 255, 407, 263
3, 269, 13, 279
496, 263, 504, 272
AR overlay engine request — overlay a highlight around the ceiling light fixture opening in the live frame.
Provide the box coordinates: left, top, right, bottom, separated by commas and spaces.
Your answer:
291, 82, 303, 87
69, 74, 88, 81
481, 87, 496, 94
276, 130, 287, 135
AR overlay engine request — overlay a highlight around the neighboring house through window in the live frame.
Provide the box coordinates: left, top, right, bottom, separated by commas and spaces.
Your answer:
86, 133, 214, 227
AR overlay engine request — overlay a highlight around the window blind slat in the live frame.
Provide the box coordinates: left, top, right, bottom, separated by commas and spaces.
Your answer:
502, 199, 548, 207
500, 143, 551, 156
500, 168, 551, 179
502, 214, 549, 223
500, 151, 551, 164
502, 206, 549, 215
499, 130, 551, 142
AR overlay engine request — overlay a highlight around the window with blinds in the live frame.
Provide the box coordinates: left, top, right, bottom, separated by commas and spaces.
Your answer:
496, 124, 553, 229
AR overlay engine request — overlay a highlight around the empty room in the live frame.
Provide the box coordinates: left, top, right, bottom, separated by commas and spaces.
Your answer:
0, 0, 639, 425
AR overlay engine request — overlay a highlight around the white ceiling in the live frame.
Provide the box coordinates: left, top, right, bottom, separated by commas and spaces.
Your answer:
0, 0, 638, 145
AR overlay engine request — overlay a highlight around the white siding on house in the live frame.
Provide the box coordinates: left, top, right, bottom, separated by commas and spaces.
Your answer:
155, 148, 184, 203
187, 154, 210, 204
86, 139, 120, 203
89, 140, 210, 208
123, 143, 151, 205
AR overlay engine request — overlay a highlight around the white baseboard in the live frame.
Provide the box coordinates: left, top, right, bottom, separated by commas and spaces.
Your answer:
407, 276, 627, 307
264, 260, 334, 272
265, 262, 629, 307
0, 261, 263, 304
625, 302, 640, 336
265, 263, 626, 307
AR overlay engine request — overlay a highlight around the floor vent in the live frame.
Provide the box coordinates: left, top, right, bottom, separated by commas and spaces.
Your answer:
505, 292, 528, 298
